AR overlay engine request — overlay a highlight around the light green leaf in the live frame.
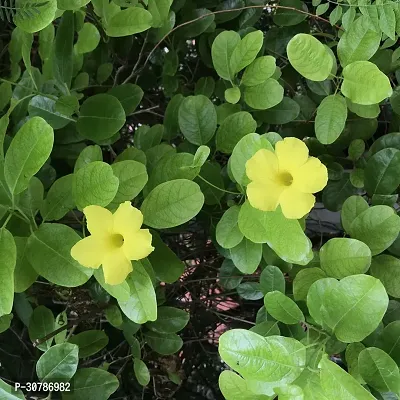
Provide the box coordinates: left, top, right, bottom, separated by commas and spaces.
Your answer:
0, 229, 16, 317
341, 61, 393, 105
216, 112, 258, 154
72, 161, 119, 210
63, 368, 119, 400
0, 314, 13, 334
68, 330, 109, 358
115, 147, 146, 165
230, 238, 262, 274
106, 7, 153, 37
230, 30, 263, 74
134, 359, 150, 386
28, 305, 55, 352
345, 342, 366, 383
321, 274, 388, 343
4, 117, 53, 195
225, 87, 241, 104
241, 56, 276, 86
341, 195, 369, 234
148, 0, 170, 27
274, 385, 304, 400
27, 224, 93, 287
75, 23, 100, 54
379, 4, 396, 41
337, 16, 381, 67
14, 0, 57, 33
94, 268, 130, 302
364, 148, 400, 196
371, 255, 400, 298
118, 261, 157, 324
144, 330, 183, 355
320, 238, 371, 279
178, 95, 217, 145
146, 307, 189, 333
347, 99, 380, 119
264, 291, 304, 324
315, 95, 347, 144
58, 0, 90, 10
36, 343, 79, 382
77, 94, 125, 141
74, 145, 103, 173
293, 268, 327, 301
260, 265, 285, 295
219, 329, 306, 382
108, 84, 143, 115
349, 205, 400, 255
287, 34, 333, 81
14, 237, 37, 293
244, 79, 284, 110
307, 278, 337, 327
216, 206, 244, 249
250, 321, 280, 337
348, 139, 366, 160
141, 179, 204, 229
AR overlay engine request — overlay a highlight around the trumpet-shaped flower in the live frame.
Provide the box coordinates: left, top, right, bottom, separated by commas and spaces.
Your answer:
71, 201, 154, 285
245, 137, 328, 219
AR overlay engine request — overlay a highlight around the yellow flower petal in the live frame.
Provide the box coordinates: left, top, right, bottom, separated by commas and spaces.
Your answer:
279, 187, 315, 219
102, 248, 133, 285
71, 236, 106, 269
247, 181, 284, 211
123, 229, 154, 260
83, 205, 113, 236
293, 157, 328, 193
113, 201, 143, 235
275, 138, 309, 172
246, 149, 279, 183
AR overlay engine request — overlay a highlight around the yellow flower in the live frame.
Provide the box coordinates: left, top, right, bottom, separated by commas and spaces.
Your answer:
245, 137, 328, 219
71, 201, 154, 285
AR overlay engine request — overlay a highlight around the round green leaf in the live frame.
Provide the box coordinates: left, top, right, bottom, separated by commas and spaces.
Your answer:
106, 8, 153, 37
75, 23, 100, 54
230, 238, 262, 274
68, 330, 109, 358
341, 61, 393, 105
320, 238, 372, 279
216, 206, 244, 249
141, 179, 204, 229
370, 254, 400, 298
27, 224, 93, 287
36, 343, 79, 383
72, 161, 119, 210
225, 87, 241, 104
144, 331, 183, 355
249, 321, 280, 337
273, 0, 308, 26
219, 370, 267, 400
244, 78, 284, 110
287, 34, 333, 81
134, 359, 150, 386
146, 307, 189, 333
241, 56, 276, 86
256, 97, 300, 125
77, 94, 125, 141
260, 265, 285, 295
14, 0, 57, 33
293, 268, 327, 301
108, 84, 143, 115
178, 95, 217, 145
341, 195, 369, 234
74, 145, 103, 172
264, 291, 305, 324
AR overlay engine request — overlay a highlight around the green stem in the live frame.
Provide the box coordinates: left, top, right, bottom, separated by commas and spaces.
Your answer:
197, 174, 241, 196
1, 213, 12, 229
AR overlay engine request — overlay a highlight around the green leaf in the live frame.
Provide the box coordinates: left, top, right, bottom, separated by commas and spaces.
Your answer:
148, 0, 170, 27
75, 22, 100, 54
219, 370, 268, 400
134, 359, 150, 386
316, 3, 329, 15
63, 368, 119, 400
241, 56, 276, 86
347, 100, 380, 119
28, 305, 55, 352
319, 355, 376, 400
230, 133, 272, 185
230, 238, 262, 274
68, 330, 109, 358
370, 255, 400, 298
244, 79, 284, 110
274, 385, 304, 400
72, 161, 119, 210
141, 179, 204, 229
341, 195, 369, 233
307, 278, 337, 327
219, 259, 243, 290
238, 202, 312, 265
135, 124, 163, 151
108, 84, 143, 115
216, 206, 244, 249
216, 112, 258, 154
40, 175, 75, 222
250, 321, 280, 337
337, 16, 381, 68
194, 77, 215, 97
319, 238, 371, 279
74, 146, 103, 173
380, 321, 400, 365
273, 0, 308, 26
106, 7, 153, 37
179, 8, 214, 38
14, 237, 37, 293
27, 224, 93, 287
36, 343, 79, 383
225, 87, 241, 104
219, 329, 306, 382
345, 342, 366, 383
293, 268, 327, 301
144, 330, 183, 355
364, 148, 400, 196
0, 82, 12, 113
164, 94, 184, 140
0, 314, 13, 334
146, 307, 189, 333
118, 262, 157, 324
237, 282, 264, 300
178, 95, 217, 145
94, 268, 130, 302
115, 147, 146, 165
0, 229, 16, 317
260, 265, 285, 295
163, 51, 179, 76
230, 30, 263, 74
349, 205, 400, 255
321, 275, 388, 343
322, 174, 356, 212
4, 117, 53, 195
287, 34, 333, 81
77, 94, 125, 141
15, 0, 57, 34
379, 4, 396, 41
109, 160, 148, 209
97, 63, 113, 84
257, 97, 300, 125
58, 0, 90, 10
264, 291, 304, 324
348, 139, 366, 160
341, 61, 393, 105
315, 95, 347, 144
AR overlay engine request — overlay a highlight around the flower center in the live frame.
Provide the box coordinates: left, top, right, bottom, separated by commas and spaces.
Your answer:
110, 234, 124, 248
277, 171, 293, 186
